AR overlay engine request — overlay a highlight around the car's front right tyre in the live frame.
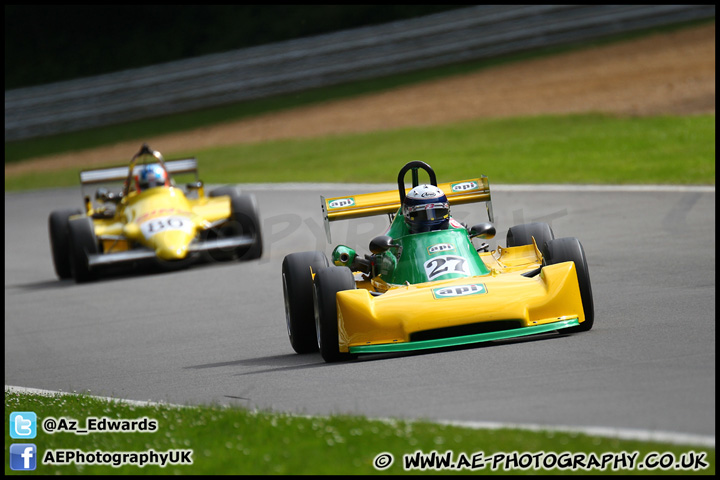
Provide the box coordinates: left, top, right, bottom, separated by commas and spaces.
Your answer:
49, 208, 82, 279
313, 266, 357, 363
282, 251, 329, 353
67, 216, 100, 283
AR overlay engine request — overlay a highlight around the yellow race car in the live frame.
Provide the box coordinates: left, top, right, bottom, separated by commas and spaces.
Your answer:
283, 161, 593, 362
48, 144, 263, 282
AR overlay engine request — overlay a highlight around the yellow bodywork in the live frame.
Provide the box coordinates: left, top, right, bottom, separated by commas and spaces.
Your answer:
64, 149, 258, 280
335, 243, 585, 352
90, 187, 232, 260
309, 164, 591, 358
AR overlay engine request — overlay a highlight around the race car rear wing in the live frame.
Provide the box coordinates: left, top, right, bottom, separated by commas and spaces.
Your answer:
321, 176, 494, 242
79, 156, 201, 213
79, 158, 198, 185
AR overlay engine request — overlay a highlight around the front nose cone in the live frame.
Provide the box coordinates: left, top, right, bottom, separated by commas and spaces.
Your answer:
152, 231, 192, 260
155, 244, 189, 260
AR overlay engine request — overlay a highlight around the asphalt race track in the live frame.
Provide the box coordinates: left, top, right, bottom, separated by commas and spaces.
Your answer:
4, 183, 716, 443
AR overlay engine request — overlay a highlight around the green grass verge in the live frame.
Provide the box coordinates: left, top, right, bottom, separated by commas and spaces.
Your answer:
5, 390, 714, 475
5, 114, 715, 192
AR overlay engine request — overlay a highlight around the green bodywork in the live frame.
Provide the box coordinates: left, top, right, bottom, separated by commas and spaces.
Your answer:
333, 212, 490, 285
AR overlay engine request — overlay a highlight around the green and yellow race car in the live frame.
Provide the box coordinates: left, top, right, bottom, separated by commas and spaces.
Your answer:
282, 161, 593, 362
48, 144, 263, 282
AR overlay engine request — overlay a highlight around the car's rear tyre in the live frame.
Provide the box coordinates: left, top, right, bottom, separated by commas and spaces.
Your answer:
282, 251, 329, 353
506, 222, 555, 249
543, 237, 594, 332
68, 216, 100, 283
205, 188, 263, 261
49, 208, 82, 279
313, 266, 357, 362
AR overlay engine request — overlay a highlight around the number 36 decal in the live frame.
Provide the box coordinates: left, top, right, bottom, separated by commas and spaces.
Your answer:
423, 255, 470, 281
140, 215, 194, 239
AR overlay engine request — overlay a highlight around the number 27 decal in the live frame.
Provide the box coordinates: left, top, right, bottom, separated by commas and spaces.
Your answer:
423, 255, 470, 281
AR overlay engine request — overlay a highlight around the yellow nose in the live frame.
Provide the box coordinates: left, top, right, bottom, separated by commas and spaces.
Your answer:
152, 231, 192, 260
155, 244, 189, 260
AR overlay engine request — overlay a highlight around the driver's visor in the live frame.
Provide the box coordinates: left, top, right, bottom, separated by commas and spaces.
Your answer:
406, 202, 450, 222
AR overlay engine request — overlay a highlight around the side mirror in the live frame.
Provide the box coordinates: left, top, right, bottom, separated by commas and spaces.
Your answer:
469, 222, 496, 240
369, 235, 398, 255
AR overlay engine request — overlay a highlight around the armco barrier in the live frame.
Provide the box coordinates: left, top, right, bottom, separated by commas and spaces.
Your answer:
4, 5, 715, 141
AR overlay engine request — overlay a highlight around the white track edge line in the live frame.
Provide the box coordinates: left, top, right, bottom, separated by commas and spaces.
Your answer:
5, 385, 715, 448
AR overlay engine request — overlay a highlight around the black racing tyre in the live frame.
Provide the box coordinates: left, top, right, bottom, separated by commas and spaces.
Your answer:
49, 208, 82, 279
313, 266, 357, 363
506, 222, 555, 249
542, 237, 594, 332
231, 193, 263, 261
205, 188, 263, 261
209, 186, 241, 199
282, 251, 329, 354
205, 187, 243, 261
68, 216, 100, 283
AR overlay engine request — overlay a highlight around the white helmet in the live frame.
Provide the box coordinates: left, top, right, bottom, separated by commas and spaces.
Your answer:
402, 184, 450, 234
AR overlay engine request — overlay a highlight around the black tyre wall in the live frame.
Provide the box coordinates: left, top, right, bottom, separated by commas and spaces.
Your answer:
543, 237, 594, 332
282, 251, 329, 353
205, 188, 263, 261
67, 216, 100, 283
506, 222, 555, 248
313, 266, 357, 362
231, 193, 263, 260
49, 208, 82, 279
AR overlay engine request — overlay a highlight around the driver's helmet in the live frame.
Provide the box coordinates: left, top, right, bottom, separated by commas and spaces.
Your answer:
402, 184, 450, 234
135, 163, 168, 192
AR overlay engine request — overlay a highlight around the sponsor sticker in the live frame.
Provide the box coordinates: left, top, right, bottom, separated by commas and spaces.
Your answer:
427, 243, 455, 254
451, 181, 479, 192
136, 208, 191, 224
432, 283, 487, 299
328, 197, 355, 209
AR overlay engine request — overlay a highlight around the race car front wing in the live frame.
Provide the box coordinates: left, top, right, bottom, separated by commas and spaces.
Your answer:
348, 318, 580, 354
87, 235, 255, 268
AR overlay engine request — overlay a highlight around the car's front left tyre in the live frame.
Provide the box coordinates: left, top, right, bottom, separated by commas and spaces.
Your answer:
205, 188, 263, 261
543, 237, 594, 332
231, 193, 263, 261
506, 222, 555, 249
